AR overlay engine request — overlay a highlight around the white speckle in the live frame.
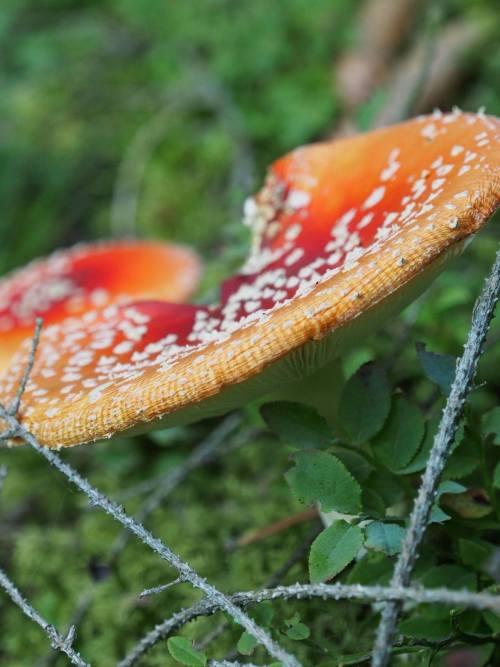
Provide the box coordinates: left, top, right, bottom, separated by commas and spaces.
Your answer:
284, 247, 305, 267
287, 189, 311, 210
431, 178, 446, 190
363, 186, 385, 209
451, 145, 464, 156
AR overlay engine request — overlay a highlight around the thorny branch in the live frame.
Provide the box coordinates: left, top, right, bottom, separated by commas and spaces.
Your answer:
35, 414, 249, 667
0, 366, 300, 667
371, 243, 500, 667
0, 569, 88, 666
118, 581, 500, 667
0, 458, 88, 667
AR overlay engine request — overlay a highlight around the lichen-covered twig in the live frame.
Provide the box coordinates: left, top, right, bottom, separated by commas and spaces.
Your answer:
39, 415, 251, 667
118, 581, 500, 667
0, 408, 300, 667
8, 317, 43, 417
110, 412, 244, 559
0, 568, 89, 666
371, 242, 500, 667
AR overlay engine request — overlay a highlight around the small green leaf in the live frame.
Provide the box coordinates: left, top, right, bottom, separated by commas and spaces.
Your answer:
416, 342, 456, 394
252, 602, 274, 627
429, 481, 466, 523
364, 522, 405, 556
482, 407, 500, 445
458, 538, 492, 570
399, 616, 451, 641
347, 551, 393, 585
167, 637, 207, 667
372, 396, 425, 471
309, 520, 363, 582
286, 450, 361, 514
361, 487, 386, 519
285, 614, 311, 641
260, 402, 332, 449
237, 631, 257, 656
337, 362, 391, 444
494, 462, 500, 489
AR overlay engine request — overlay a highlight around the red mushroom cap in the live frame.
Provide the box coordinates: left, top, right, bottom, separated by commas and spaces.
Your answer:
2, 111, 499, 447
0, 241, 201, 373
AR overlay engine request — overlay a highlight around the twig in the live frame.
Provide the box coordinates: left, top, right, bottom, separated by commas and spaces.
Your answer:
8, 317, 43, 417
38, 416, 250, 667
195, 523, 322, 654
0, 412, 300, 667
110, 413, 244, 559
371, 242, 500, 667
0, 464, 7, 492
231, 508, 318, 549
0, 568, 89, 667
117, 581, 500, 667
139, 577, 184, 599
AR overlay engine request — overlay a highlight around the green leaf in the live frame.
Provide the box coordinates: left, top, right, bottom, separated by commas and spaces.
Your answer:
260, 402, 332, 449
429, 481, 466, 523
167, 637, 207, 667
285, 613, 310, 641
309, 520, 363, 582
337, 362, 391, 444
482, 407, 500, 445
237, 631, 257, 656
494, 462, 500, 489
371, 396, 425, 471
252, 601, 274, 627
399, 616, 451, 641
364, 522, 405, 556
361, 487, 386, 519
286, 450, 361, 514
458, 538, 492, 570
416, 342, 456, 394
347, 551, 393, 586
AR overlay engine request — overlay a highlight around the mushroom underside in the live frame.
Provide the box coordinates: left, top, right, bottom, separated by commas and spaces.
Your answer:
115, 240, 465, 440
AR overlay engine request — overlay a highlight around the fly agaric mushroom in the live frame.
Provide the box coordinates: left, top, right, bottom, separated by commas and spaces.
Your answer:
1, 110, 499, 447
0, 241, 200, 373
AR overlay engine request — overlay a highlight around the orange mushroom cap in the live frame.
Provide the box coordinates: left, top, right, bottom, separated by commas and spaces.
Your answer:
1, 111, 499, 447
0, 241, 201, 373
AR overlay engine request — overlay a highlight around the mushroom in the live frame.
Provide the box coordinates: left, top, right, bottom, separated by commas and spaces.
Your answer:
1, 111, 499, 447
0, 240, 201, 373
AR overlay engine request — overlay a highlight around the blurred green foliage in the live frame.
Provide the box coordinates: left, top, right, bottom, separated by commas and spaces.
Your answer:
1, 0, 500, 665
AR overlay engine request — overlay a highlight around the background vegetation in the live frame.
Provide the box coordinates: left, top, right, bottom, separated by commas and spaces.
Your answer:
1, 1, 500, 665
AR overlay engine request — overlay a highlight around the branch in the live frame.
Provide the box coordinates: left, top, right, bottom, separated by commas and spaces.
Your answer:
110, 412, 244, 559
0, 410, 300, 667
117, 581, 500, 667
0, 567, 89, 667
39, 416, 252, 667
8, 317, 43, 417
371, 242, 500, 667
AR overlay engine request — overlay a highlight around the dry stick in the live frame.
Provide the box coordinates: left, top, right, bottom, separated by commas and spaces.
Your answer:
38, 416, 250, 667
110, 413, 244, 559
371, 242, 500, 667
117, 580, 500, 667
0, 567, 88, 667
0, 464, 7, 491
8, 318, 43, 417
0, 411, 300, 667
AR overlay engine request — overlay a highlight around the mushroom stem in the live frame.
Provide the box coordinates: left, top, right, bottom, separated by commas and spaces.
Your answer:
265, 356, 345, 423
